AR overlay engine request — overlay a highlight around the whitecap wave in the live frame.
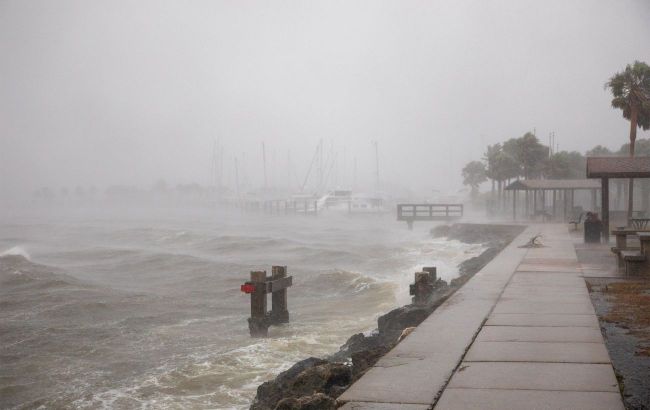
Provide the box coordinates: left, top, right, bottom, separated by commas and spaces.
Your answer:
0, 246, 31, 260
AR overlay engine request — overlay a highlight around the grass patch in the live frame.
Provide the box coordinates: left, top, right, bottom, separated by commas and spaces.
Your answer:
600, 281, 650, 357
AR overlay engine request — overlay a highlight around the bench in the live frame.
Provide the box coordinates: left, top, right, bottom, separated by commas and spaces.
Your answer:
622, 250, 646, 276
621, 232, 650, 276
611, 228, 641, 270
569, 212, 585, 231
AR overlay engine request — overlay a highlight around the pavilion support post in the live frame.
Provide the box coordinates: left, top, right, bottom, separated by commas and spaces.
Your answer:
628, 178, 634, 226
563, 190, 568, 221
553, 190, 557, 221
513, 189, 517, 221
525, 191, 529, 218
591, 189, 597, 212
602, 178, 610, 242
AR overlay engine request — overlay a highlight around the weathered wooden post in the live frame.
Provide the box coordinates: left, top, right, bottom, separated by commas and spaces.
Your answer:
241, 267, 293, 337
246, 270, 269, 337
409, 266, 436, 305
423, 266, 437, 281
269, 266, 290, 324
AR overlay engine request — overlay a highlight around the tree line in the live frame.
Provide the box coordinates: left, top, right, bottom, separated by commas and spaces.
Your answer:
462, 60, 650, 218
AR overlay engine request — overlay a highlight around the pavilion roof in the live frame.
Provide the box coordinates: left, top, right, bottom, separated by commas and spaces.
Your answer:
504, 179, 600, 191
586, 157, 650, 179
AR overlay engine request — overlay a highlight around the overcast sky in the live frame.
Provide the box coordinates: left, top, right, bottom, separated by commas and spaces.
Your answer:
1, 0, 649, 198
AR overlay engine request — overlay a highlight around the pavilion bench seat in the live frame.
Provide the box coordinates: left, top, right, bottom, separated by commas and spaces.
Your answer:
611, 228, 644, 271
569, 212, 585, 231
612, 246, 640, 268
622, 250, 646, 276
620, 233, 650, 276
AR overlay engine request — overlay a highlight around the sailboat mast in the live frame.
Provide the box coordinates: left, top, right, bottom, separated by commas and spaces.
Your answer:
235, 157, 241, 208
218, 142, 224, 188
353, 156, 357, 191
262, 142, 268, 191
287, 150, 291, 192
374, 141, 380, 192
319, 139, 324, 191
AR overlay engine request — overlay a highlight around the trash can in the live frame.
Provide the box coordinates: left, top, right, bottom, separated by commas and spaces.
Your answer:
584, 219, 602, 243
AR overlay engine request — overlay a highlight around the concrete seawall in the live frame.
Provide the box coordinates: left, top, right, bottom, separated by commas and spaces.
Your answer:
339, 224, 624, 410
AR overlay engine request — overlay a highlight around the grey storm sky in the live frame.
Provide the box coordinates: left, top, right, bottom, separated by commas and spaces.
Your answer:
1, 0, 649, 197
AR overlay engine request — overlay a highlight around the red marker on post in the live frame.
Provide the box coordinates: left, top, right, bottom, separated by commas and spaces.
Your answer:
240, 282, 256, 294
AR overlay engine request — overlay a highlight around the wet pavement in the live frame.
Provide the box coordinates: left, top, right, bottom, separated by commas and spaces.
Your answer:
340, 224, 625, 410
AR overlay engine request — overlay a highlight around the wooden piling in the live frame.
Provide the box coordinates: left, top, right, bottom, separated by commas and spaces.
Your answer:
270, 266, 289, 324
242, 267, 293, 337
423, 266, 437, 282
248, 270, 269, 337
410, 270, 435, 305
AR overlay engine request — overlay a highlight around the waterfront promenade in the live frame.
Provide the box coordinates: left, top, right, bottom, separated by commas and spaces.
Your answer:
340, 224, 624, 410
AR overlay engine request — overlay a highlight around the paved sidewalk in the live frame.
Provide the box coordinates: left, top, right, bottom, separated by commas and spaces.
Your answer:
340, 225, 624, 410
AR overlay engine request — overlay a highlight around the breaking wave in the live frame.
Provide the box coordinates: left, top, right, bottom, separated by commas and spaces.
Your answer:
0, 246, 31, 260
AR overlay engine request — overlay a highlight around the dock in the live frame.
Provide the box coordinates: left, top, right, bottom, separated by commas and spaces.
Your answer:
339, 224, 624, 410
397, 204, 463, 229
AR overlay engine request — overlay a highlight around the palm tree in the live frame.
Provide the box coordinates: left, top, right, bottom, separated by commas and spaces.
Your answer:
483, 144, 519, 210
544, 151, 586, 179
502, 132, 548, 179
606, 61, 650, 223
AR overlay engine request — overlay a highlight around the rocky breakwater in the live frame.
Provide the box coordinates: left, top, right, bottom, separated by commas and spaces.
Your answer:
250, 223, 524, 410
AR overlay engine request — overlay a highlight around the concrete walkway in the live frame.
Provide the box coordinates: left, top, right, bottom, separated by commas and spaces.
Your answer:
340, 224, 624, 410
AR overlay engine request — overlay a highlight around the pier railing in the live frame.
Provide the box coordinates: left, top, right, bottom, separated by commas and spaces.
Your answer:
397, 203, 463, 228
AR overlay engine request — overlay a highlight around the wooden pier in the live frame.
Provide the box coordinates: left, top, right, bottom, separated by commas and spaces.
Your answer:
244, 199, 318, 216
397, 203, 463, 229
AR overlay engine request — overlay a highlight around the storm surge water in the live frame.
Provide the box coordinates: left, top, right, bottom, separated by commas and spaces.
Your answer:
0, 207, 483, 409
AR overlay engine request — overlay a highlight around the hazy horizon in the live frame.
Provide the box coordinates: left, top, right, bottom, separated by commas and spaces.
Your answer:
2, 0, 650, 201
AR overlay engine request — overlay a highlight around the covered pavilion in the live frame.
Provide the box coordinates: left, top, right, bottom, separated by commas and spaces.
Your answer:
586, 156, 650, 240
504, 179, 601, 222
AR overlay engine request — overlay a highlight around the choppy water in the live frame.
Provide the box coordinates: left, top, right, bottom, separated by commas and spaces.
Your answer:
0, 207, 483, 409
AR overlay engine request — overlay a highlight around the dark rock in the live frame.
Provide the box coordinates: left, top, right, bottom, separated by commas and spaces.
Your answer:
250, 357, 328, 410
458, 247, 500, 277
289, 362, 351, 397
250, 359, 351, 410
351, 346, 389, 377
431, 224, 451, 238
431, 223, 524, 245
274, 393, 336, 410
327, 330, 388, 363
377, 304, 431, 344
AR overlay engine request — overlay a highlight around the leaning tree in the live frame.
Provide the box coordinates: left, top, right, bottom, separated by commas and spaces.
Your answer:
462, 160, 487, 199
606, 61, 650, 223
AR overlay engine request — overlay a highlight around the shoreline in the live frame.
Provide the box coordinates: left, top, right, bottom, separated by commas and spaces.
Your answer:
249, 223, 525, 410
